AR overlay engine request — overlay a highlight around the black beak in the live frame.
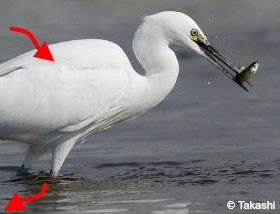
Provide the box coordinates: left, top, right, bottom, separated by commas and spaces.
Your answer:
196, 40, 249, 92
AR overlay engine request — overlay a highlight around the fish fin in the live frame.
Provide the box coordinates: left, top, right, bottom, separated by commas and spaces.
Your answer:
246, 81, 254, 87
238, 62, 244, 72
220, 68, 249, 92
237, 81, 249, 92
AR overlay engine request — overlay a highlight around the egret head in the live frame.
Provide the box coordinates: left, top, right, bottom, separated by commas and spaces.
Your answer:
177, 12, 246, 90
135, 11, 247, 91
185, 24, 240, 75
154, 11, 246, 90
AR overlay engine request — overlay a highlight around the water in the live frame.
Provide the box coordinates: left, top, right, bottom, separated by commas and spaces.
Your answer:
0, 1, 279, 213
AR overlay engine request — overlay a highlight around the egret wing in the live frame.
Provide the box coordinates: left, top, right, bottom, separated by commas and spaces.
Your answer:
0, 39, 133, 77
0, 64, 128, 137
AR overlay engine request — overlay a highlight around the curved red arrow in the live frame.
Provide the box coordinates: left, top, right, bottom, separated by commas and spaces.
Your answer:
10, 26, 54, 62
4, 182, 48, 211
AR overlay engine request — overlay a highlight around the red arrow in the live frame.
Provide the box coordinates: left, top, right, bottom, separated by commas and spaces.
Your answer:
10, 26, 54, 62
4, 182, 48, 211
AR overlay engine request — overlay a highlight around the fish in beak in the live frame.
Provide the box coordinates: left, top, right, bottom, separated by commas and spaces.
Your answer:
237, 61, 259, 87
190, 29, 257, 92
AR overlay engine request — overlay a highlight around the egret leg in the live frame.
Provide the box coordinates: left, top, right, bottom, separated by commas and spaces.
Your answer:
17, 164, 29, 175
17, 144, 49, 176
50, 139, 77, 178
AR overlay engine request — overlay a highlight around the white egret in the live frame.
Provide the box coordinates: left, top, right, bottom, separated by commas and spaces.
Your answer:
0, 11, 244, 177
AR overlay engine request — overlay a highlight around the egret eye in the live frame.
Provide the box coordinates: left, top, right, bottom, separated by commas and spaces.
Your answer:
190, 29, 199, 36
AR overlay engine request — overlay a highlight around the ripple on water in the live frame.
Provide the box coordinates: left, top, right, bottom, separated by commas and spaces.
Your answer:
4, 159, 278, 189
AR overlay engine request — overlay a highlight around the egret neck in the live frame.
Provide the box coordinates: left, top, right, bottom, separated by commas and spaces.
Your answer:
132, 18, 179, 109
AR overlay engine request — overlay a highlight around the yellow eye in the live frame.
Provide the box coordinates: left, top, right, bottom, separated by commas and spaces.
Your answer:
190, 29, 199, 36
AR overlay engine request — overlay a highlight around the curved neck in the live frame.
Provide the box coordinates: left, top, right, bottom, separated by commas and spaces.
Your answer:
132, 21, 179, 106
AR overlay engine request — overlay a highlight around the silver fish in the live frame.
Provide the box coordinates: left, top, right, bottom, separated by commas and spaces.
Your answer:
237, 61, 259, 87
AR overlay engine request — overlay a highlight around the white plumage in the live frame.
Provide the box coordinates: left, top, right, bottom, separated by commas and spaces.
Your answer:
0, 11, 239, 177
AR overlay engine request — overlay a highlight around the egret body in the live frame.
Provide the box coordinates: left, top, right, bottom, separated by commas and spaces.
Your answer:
0, 11, 241, 177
